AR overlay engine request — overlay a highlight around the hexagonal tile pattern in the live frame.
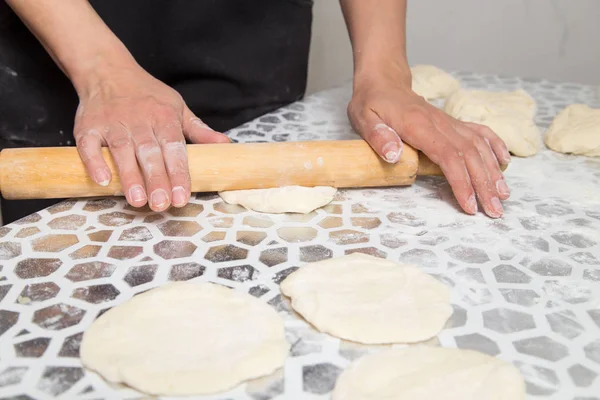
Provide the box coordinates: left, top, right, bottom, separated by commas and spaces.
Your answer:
1, 74, 600, 399
15, 259, 62, 279
31, 234, 78, 252
154, 240, 197, 259
33, 304, 85, 330
169, 263, 206, 281
71, 284, 120, 304
47, 215, 86, 230
455, 333, 500, 356
483, 308, 536, 333
158, 220, 202, 237
259, 248, 288, 267
205, 245, 248, 263
19, 283, 60, 304
123, 265, 158, 286
65, 262, 115, 282
217, 265, 259, 282
514, 336, 569, 362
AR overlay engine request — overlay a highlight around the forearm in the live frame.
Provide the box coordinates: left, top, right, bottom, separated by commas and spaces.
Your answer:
339, 0, 411, 87
6, 0, 138, 95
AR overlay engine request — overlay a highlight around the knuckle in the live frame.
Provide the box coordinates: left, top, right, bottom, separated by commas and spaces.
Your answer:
108, 136, 134, 150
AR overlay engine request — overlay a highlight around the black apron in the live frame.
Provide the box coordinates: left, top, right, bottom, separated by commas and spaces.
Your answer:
0, 0, 313, 223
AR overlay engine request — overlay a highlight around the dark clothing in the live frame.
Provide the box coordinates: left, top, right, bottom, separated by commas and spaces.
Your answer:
0, 0, 313, 223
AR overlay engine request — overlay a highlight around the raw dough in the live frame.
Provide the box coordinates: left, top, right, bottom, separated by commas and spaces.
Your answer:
280, 253, 452, 344
332, 346, 526, 400
219, 185, 336, 214
444, 89, 541, 157
545, 104, 600, 157
411, 65, 461, 100
80, 282, 289, 396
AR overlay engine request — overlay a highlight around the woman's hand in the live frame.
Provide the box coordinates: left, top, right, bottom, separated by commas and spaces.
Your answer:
74, 66, 230, 211
348, 77, 511, 218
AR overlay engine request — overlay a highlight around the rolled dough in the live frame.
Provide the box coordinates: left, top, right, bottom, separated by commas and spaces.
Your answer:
80, 282, 289, 396
545, 104, 600, 157
279, 253, 452, 344
411, 65, 461, 100
444, 89, 541, 157
332, 346, 526, 400
219, 185, 336, 214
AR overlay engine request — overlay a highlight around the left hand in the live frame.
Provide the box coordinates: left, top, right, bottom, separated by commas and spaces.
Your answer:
348, 76, 512, 218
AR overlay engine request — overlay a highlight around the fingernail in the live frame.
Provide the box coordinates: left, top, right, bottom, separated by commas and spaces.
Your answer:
150, 189, 169, 209
466, 194, 478, 214
496, 179, 510, 197
171, 186, 187, 207
94, 168, 110, 187
503, 151, 511, 164
490, 197, 504, 217
129, 185, 146, 203
381, 141, 402, 163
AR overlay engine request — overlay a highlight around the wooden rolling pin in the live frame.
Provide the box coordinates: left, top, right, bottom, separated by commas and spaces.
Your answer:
0, 140, 484, 200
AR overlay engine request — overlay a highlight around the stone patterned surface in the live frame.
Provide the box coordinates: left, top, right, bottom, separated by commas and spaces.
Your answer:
0, 72, 599, 399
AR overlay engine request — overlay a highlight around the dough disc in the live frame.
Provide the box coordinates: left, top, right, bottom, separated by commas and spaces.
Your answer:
219, 185, 336, 213
280, 253, 452, 344
80, 282, 289, 396
333, 346, 526, 400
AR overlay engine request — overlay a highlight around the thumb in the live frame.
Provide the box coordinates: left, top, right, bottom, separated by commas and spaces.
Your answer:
352, 110, 404, 164
182, 106, 231, 144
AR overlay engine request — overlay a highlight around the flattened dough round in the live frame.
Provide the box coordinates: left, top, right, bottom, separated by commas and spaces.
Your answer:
332, 346, 526, 400
411, 65, 460, 100
80, 282, 289, 396
280, 253, 452, 344
545, 104, 600, 157
444, 89, 541, 157
219, 185, 336, 214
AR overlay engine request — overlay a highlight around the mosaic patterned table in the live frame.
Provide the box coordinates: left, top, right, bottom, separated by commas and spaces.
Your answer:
1, 73, 600, 400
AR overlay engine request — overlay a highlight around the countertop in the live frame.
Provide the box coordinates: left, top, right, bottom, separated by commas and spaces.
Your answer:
0, 72, 599, 399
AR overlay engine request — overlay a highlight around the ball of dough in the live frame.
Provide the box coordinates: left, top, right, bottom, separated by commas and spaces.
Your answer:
280, 253, 452, 344
545, 104, 600, 157
411, 65, 461, 100
219, 185, 336, 214
80, 282, 289, 396
332, 346, 526, 400
444, 89, 541, 157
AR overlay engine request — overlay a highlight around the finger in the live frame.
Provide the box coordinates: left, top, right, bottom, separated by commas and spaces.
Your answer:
351, 110, 403, 163
75, 128, 111, 187
401, 122, 478, 215
457, 125, 510, 200
182, 106, 230, 144
132, 125, 172, 212
155, 118, 191, 208
464, 122, 511, 165
460, 136, 504, 218
106, 127, 147, 207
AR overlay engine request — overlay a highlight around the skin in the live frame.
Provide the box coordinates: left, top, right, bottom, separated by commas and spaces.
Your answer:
341, 0, 511, 218
8, 0, 510, 217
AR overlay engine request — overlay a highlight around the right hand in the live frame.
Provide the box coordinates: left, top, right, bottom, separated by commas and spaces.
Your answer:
74, 66, 230, 211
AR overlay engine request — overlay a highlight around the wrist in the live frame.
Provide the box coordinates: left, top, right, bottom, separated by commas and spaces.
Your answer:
353, 57, 412, 91
69, 47, 140, 97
